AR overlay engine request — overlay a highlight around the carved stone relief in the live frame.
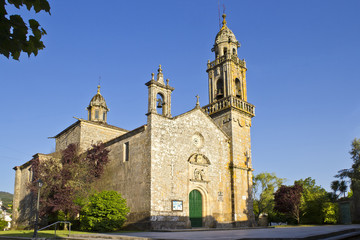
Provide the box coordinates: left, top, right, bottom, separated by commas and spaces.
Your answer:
194, 168, 204, 181
188, 153, 210, 166
188, 153, 210, 183
192, 133, 204, 148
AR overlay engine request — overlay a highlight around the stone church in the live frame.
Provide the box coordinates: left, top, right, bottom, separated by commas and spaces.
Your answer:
13, 14, 256, 230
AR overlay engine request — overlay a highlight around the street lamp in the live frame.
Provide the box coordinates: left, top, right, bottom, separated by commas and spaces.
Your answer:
33, 179, 43, 238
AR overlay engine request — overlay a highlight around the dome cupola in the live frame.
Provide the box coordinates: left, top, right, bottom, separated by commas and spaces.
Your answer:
212, 14, 240, 58
87, 85, 109, 123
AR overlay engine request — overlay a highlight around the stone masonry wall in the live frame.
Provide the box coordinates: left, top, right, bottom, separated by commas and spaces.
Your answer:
12, 154, 53, 227
148, 109, 232, 229
93, 126, 151, 229
55, 121, 126, 153
55, 124, 81, 152
79, 121, 126, 152
210, 108, 254, 225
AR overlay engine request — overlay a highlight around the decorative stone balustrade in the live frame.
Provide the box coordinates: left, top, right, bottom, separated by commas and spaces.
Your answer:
207, 55, 246, 69
202, 96, 255, 117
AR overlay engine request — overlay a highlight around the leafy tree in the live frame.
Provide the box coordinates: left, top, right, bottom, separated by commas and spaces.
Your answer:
80, 191, 129, 232
274, 183, 303, 224
331, 180, 347, 199
29, 143, 110, 221
1, 0, 50, 60
295, 177, 329, 224
252, 172, 285, 223
337, 138, 360, 187
336, 138, 360, 222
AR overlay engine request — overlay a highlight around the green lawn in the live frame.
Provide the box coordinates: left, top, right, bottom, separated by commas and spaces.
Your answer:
0, 229, 140, 238
0, 230, 91, 238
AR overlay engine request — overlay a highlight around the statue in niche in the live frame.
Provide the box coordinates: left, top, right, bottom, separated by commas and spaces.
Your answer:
194, 168, 204, 181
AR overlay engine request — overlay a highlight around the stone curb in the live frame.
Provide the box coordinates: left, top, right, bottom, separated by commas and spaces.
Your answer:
151, 226, 273, 232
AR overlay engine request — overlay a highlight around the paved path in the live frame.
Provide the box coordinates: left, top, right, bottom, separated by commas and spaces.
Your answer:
107, 225, 360, 240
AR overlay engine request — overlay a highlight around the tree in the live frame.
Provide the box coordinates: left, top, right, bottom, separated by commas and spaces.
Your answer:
1, 0, 50, 60
337, 138, 360, 187
252, 172, 285, 223
29, 143, 110, 221
295, 177, 329, 224
274, 183, 303, 224
331, 180, 347, 199
80, 191, 129, 232
336, 138, 360, 222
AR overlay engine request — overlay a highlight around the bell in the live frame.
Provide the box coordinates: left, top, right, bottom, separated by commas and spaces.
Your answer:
157, 99, 163, 108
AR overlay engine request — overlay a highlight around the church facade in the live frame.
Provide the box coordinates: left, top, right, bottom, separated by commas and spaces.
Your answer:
12, 14, 256, 230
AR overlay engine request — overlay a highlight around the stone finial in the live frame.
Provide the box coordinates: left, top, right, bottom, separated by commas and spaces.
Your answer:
97, 85, 101, 94
195, 95, 200, 109
166, 79, 169, 86
157, 64, 164, 84
221, 14, 227, 29
151, 73, 155, 80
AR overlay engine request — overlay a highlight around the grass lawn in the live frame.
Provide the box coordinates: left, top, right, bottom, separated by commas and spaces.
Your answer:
0, 229, 141, 238
0, 230, 91, 238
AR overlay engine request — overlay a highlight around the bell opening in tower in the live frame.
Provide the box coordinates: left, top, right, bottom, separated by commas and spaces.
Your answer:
235, 78, 242, 99
156, 93, 164, 115
216, 79, 224, 100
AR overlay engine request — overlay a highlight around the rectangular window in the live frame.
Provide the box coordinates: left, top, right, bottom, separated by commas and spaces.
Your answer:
95, 110, 99, 119
103, 112, 106, 120
123, 142, 129, 162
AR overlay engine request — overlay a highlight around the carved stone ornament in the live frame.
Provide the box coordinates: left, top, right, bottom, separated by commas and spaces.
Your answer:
216, 67, 220, 76
188, 153, 210, 166
192, 133, 204, 148
194, 168, 205, 181
223, 116, 231, 124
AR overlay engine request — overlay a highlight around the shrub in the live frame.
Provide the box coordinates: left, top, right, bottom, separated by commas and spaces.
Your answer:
322, 202, 338, 224
0, 219, 7, 230
80, 191, 129, 232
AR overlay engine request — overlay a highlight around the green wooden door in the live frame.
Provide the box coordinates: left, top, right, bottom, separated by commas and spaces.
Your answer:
189, 190, 202, 227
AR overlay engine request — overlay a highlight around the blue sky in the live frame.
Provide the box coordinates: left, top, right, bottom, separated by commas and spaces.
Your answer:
1, 0, 360, 194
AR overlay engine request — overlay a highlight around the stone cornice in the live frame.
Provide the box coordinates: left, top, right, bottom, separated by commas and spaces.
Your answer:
145, 80, 174, 91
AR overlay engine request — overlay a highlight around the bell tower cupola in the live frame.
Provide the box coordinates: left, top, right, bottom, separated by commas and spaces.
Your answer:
206, 14, 252, 105
87, 85, 109, 123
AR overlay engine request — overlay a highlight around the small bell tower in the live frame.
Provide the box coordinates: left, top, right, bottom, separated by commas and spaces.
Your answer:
145, 65, 174, 117
87, 85, 109, 123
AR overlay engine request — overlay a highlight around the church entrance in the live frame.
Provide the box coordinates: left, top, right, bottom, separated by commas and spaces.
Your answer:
189, 190, 202, 227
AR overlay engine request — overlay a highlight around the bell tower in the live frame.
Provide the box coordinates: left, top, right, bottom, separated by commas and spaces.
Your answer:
203, 14, 255, 225
145, 65, 174, 118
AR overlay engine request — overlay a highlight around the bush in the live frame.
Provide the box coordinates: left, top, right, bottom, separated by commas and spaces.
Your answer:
80, 191, 129, 232
0, 219, 7, 230
322, 202, 338, 224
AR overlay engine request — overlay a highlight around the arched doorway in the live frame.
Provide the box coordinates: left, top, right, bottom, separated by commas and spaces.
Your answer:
189, 190, 202, 227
